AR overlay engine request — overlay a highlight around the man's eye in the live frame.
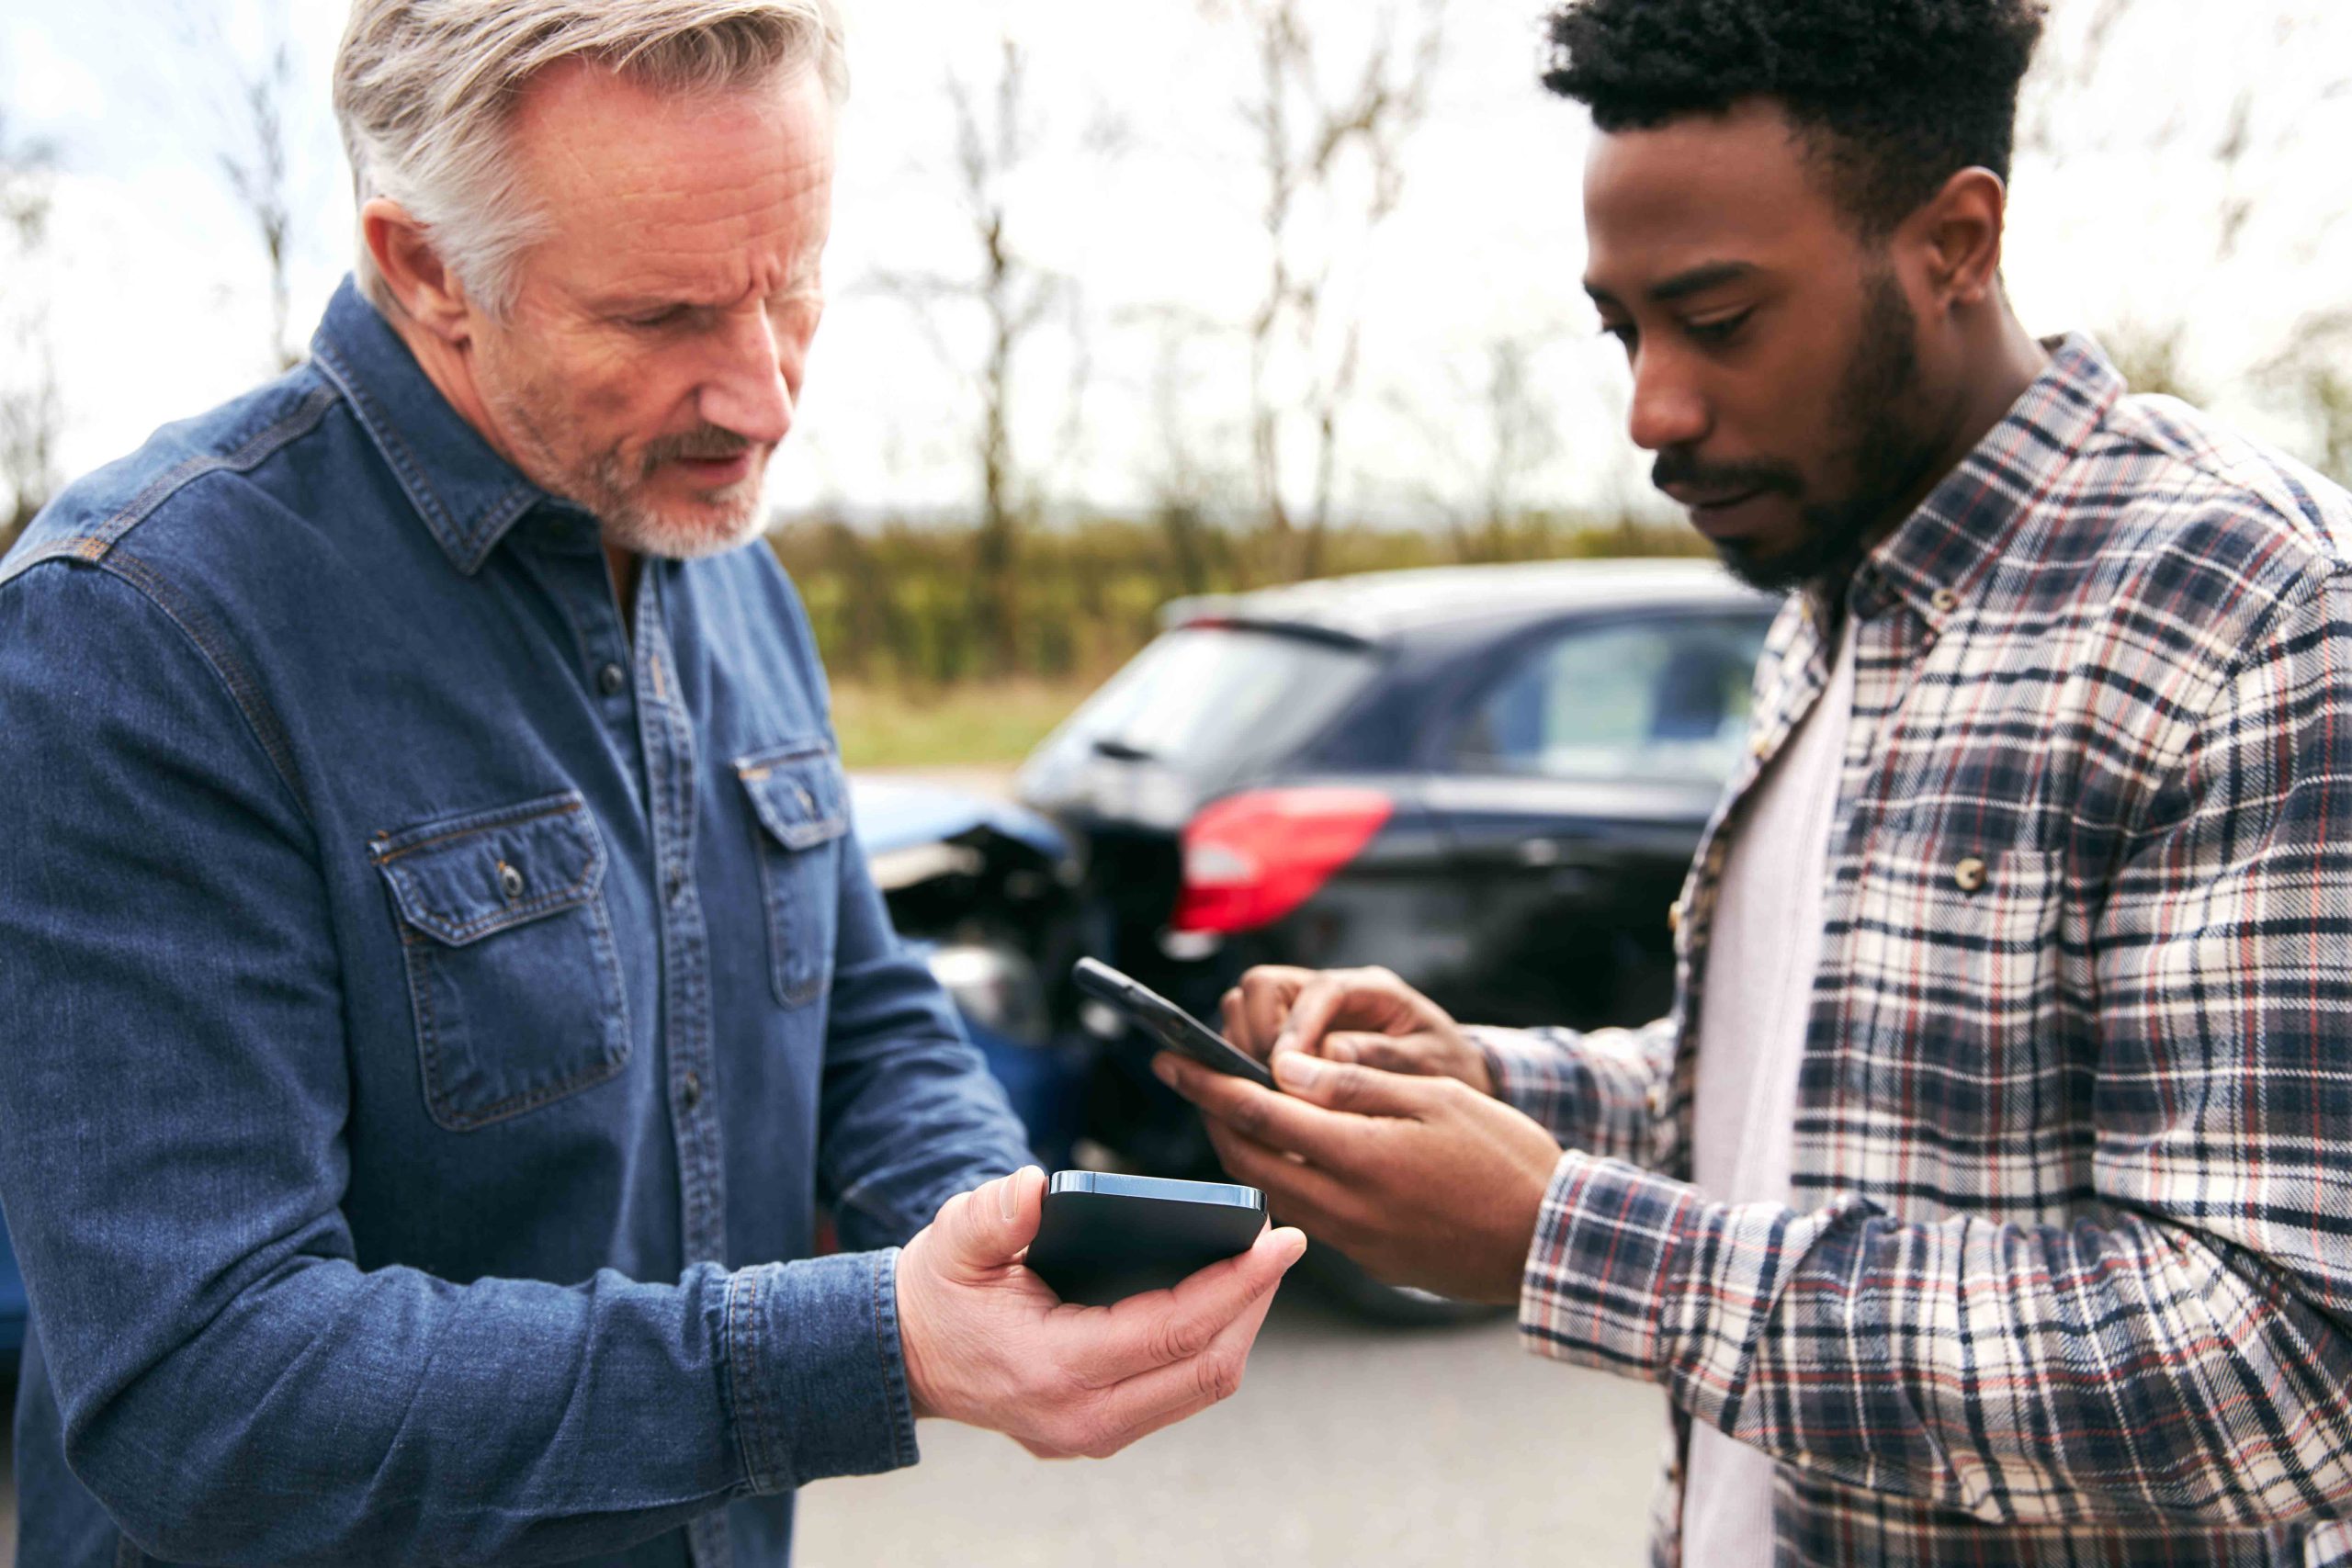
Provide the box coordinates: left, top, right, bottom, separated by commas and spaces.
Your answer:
627, 307, 690, 330
1686, 310, 1752, 345
1599, 321, 1636, 353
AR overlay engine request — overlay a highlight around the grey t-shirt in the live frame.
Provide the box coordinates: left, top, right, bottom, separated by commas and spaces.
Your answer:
1682, 628, 1856, 1566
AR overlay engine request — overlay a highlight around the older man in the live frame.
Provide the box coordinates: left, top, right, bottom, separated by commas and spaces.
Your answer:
0, 5, 1299, 1565
1161, 0, 2352, 1562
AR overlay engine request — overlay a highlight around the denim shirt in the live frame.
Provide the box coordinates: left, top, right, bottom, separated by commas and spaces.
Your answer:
0, 279, 1033, 1567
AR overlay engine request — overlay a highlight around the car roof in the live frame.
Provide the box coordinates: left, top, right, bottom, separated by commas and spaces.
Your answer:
1161, 557, 1775, 645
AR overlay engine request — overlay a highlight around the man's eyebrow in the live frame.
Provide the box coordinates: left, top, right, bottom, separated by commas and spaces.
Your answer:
1581, 262, 1757, 312
1646, 261, 1758, 304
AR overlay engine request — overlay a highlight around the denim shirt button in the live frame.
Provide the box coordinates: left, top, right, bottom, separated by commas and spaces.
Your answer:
666, 865, 687, 905
597, 662, 628, 697
681, 1070, 703, 1111
496, 862, 526, 901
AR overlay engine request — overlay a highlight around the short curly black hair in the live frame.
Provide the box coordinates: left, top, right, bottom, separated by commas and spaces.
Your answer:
1544, 0, 2048, 236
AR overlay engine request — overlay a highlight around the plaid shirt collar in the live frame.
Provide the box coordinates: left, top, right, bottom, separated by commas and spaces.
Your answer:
1826, 333, 2126, 631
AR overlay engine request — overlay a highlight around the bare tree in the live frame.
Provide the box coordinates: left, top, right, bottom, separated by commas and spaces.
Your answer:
1210, 0, 1445, 578
1132, 302, 1240, 595
0, 111, 60, 548
2258, 313, 2352, 483
873, 36, 1102, 675
1465, 337, 1564, 556
171, 0, 308, 371
1391, 333, 1567, 560
224, 24, 302, 371
2020, 0, 2351, 419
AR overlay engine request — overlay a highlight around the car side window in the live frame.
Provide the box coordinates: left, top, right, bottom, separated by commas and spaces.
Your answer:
1455, 615, 1770, 784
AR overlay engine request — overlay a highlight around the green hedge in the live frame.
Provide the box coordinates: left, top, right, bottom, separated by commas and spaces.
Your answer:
771, 512, 1706, 688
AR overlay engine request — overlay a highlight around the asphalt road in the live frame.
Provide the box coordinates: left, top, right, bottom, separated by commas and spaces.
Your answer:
797, 1289, 1665, 1568
0, 1297, 1664, 1567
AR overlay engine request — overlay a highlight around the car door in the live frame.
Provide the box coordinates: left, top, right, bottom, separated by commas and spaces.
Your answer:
1422, 609, 1772, 1030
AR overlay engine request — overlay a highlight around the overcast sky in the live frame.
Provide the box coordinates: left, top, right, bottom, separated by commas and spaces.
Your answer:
6, 0, 2349, 524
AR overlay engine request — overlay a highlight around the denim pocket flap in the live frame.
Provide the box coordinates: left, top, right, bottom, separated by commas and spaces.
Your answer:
374, 793, 608, 947
738, 748, 849, 852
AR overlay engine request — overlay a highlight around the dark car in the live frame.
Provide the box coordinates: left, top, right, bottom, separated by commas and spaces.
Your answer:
1015, 558, 1776, 1312
851, 774, 1091, 1168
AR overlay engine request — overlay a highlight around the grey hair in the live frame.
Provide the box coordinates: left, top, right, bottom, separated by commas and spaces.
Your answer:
334, 0, 847, 320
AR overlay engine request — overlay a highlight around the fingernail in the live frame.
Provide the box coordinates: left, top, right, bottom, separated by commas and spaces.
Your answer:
1273, 1053, 1322, 1088
1001, 1168, 1032, 1222
1151, 1055, 1177, 1087
1277, 1228, 1308, 1265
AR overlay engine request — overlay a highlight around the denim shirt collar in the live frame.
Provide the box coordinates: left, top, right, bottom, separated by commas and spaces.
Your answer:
310, 276, 556, 576
1839, 332, 2125, 630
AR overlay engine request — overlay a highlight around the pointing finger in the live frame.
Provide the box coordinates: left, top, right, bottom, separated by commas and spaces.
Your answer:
1271, 1052, 1447, 1117
1236, 966, 1312, 1058
1159, 1052, 1398, 1167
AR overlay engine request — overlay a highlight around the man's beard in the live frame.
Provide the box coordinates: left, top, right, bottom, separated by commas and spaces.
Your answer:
580, 423, 773, 560
1663, 268, 1944, 595
492, 373, 774, 560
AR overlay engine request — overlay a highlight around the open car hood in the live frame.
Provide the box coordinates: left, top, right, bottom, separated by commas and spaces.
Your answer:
849, 775, 1069, 861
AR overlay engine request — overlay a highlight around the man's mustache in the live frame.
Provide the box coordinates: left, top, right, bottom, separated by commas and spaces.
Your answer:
641, 425, 759, 476
1652, 448, 1803, 501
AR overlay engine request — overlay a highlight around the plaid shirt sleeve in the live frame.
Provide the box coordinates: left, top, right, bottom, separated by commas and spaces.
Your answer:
1469, 1020, 1679, 1170
1520, 567, 2352, 1529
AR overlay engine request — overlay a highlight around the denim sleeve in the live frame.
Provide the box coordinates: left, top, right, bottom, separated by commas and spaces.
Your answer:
0, 561, 915, 1566
817, 823, 1035, 1250
797, 702, 1034, 1250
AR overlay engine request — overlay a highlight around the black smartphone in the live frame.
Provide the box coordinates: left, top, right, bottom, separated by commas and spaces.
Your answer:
1072, 956, 1278, 1090
1023, 1170, 1268, 1306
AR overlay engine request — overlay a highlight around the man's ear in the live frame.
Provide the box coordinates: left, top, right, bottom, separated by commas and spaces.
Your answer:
1903, 166, 2008, 316
361, 197, 475, 345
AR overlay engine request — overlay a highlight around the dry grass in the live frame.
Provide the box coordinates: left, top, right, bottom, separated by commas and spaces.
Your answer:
828, 675, 1095, 769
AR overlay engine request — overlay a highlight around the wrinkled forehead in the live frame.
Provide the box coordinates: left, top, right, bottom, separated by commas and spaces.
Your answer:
508, 59, 836, 281
1581, 99, 1842, 290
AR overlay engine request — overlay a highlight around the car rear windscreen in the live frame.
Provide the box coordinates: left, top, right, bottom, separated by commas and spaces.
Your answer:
1021, 626, 1377, 809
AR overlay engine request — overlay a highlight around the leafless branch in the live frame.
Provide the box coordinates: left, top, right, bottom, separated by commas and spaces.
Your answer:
1212, 0, 1448, 574
0, 115, 62, 541
169, 0, 308, 371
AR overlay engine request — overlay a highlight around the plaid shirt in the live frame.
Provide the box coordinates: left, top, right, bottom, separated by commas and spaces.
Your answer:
1475, 336, 2352, 1566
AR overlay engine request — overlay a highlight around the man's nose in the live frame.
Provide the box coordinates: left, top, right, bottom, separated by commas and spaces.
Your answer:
696, 309, 796, 446
1625, 345, 1711, 453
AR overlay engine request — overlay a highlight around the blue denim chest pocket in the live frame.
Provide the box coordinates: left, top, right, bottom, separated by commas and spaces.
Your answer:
737, 742, 849, 1008
371, 792, 631, 1130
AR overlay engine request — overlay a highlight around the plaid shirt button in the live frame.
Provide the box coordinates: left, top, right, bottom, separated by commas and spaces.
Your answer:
1953, 855, 1988, 893
1932, 587, 1961, 614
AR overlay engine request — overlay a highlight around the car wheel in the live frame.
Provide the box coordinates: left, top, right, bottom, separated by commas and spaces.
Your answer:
1296, 1238, 1505, 1327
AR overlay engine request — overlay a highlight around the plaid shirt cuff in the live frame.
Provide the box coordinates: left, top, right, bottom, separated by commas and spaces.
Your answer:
1469, 1024, 1670, 1168
1519, 1150, 1863, 1434
1472, 1026, 1577, 1120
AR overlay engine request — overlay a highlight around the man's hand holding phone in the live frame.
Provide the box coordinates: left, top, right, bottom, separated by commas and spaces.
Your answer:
1218, 964, 1494, 1097
894, 1168, 1306, 1459
1152, 964, 1558, 1306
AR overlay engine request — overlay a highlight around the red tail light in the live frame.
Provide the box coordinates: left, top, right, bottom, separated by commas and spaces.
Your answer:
1170, 787, 1395, 934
